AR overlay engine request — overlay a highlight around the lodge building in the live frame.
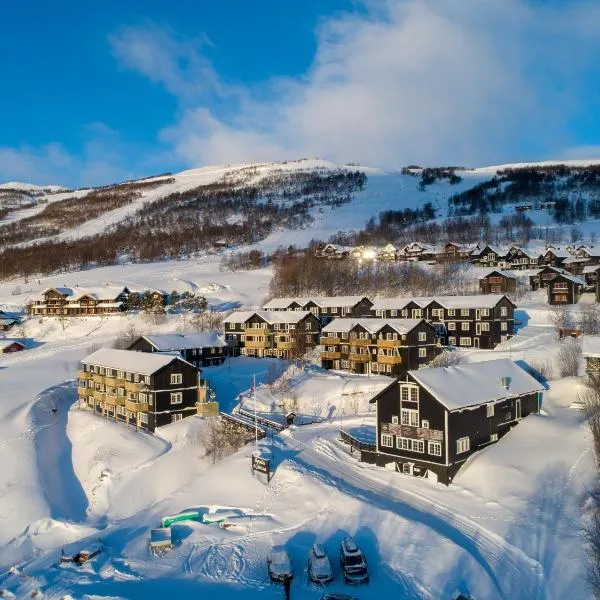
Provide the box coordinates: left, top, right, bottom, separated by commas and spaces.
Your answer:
128, 332, 228, 367
262, 296, 373, 325
77, 348, 216, 432
320, 318, 439, 377
478, 270, 517, 294
367, 359, 544, 484
547, 272, 586, 305
223, 310, 321, 358
371, 294, 515, 349
27, 286, 130, 317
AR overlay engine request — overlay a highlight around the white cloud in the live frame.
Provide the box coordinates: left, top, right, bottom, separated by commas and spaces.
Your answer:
118, 0, 600, 168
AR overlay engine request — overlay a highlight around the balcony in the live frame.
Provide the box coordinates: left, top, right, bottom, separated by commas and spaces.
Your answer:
378, 339, 402, 349
349, 352, 371, 363
78, 371, 92, 381
125, 399, 150, 413
321, 351, 342, 360
245, 338, 272, 349
320, 336, 342, 345
77, 386, 93, 397
244, 327, 269, 336
104, 395, 126, 407
378, 355, 402, 365
276, 341, 295, 350
349, 338, 374, 347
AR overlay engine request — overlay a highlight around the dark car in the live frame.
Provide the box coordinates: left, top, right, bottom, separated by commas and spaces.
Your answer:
321, 594, 360, 600
339, 537, 369, 584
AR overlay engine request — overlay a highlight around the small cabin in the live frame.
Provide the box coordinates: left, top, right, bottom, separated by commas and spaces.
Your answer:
0, 339, 25, 354
479, 270, 517, 294
547, 273, 585, 305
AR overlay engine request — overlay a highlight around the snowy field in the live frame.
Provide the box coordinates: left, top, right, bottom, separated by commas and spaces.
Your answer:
0, 245, 595, 600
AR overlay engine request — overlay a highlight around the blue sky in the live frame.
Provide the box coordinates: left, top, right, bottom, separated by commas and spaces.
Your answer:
1, 0, 600, 187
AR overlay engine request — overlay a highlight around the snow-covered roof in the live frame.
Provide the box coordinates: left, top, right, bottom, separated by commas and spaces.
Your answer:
583, 265, 600, 274
372, 294, 511, 310
322, 318, 424, 335
0, 316, 17, 324
543, 248, 569, 258
36, 285, 127, 302
407, 359, 544, 411
139, 332, 227, 351
0, 339, 25, 351
563, 257, 590, 264
81, 348, 185, 375
554, 272, 586, 286
583, 336, 600, 358
223, 310, 312, 325
480, 269, 517, 280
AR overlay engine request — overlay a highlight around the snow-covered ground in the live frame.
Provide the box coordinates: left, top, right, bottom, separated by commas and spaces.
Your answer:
0, 252, 595, 599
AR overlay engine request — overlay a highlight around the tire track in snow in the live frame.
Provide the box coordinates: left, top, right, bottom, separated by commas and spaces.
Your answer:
283, 432, 546, 600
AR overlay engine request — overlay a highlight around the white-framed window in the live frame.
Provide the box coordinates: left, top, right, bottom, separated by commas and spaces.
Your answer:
401, 409, 419, 427
412, 309, 422, 318
461, 308, 469, 316
481, 308, 490, 316
448, 336, 457, 346
456, 436, 470, 454
396, 437, 425, 453
418, 348, 427, 358
391, 309, 398, 317
490, 433, 498, 442
341, 360, 350, 369
134, 373, 140, 383
170, 392, 183, 404
501, 322, 508, 331
447, 322, 456, 331
418, 331, 426, 342
459, 337, 472, 346
429, 441, 442, 456
375, 309, 384, 317
171, 413, 183, 423
170, 373, 183, 385
139, 392, 147, 402
401, 309, 408, 317
331, 307, 338, 313
139, 412, 148, 424
500, 307, 508, 316
386, 364, 392, 373
99, 367, 105, 375
381, 434, 394, 448
448, 309, 455, 316
481, 322, 490, 332
486, 403, 495, 417
461, 322, 469, 331
421, 420, 429, 429
391, 415, 399, 424
117, 370, 124, 379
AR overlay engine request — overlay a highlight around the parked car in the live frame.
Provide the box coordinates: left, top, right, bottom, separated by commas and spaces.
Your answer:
308, 543, 333, 583
339, 537, 369, 584
321, 595, 360, 600
268, 545, 293, 582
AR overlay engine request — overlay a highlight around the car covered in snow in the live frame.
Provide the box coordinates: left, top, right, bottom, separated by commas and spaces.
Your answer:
308, 543, 333, 583
268, 544, 293, 582
339, 537, 369, 584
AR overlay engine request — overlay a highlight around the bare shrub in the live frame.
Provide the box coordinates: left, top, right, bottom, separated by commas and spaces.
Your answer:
113, 324, 140, 349
202, 417, 250, 464
556, 337, 582, 378
549, 305, 574, 335
580, 305, 600, 336
527, 360, 555, 382
429, 348, 465, 368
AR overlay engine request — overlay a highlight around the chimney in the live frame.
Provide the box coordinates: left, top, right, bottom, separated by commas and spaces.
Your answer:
501, 376, 511, 390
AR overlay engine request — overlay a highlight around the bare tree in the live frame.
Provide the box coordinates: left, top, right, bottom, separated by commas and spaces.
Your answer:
580, 305, 600, 336
549, 305, 574, 336
202, 416, 249, 464
556, 337, 582, 377
429, 348, 465, 368
113, 323, 140, 349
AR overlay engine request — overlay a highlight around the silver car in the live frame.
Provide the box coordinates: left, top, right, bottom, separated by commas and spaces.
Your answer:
308, 543, 333, 584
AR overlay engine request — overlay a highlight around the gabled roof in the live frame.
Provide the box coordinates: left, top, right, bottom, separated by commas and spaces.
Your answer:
322, 318, 426, 335
262, 296, 369, 310
480, 269, 517, 280
583, 265, 600, 274
81, 348, 189, 376
407, 359, 544, 411
223, 310, 313, 325
371, 294, 512, 311
0, 339, 25, 351
542, 247, 569, 258
136, 332, 227, 351
553, 272, 586, 286
37, 285, 128, 302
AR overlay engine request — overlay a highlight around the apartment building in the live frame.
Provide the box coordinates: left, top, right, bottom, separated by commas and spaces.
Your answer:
320, 318, 439, 377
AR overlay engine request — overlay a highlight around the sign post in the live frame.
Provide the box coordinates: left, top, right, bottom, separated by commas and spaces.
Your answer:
251, 453, 271, 483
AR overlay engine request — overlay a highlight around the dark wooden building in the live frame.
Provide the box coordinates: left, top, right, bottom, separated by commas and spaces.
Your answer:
583, 265, 600, 289
472, 245, 507, 268
77, 348, 215, 432
0, 339, 25, 354
479, 270, 517, 294
128, 332, 228, 367
504, 246, 538, 270
262, 296, 373, 325
0, 311, 17, 331
27, 286, 130, 317
529, 266, 569, 291
223, 310, 321, 358
320, 318, 439, 377
537, 247, 569, 268
368, 359, 544, 484
547, 273, 586, 305
371, 294, 515, 349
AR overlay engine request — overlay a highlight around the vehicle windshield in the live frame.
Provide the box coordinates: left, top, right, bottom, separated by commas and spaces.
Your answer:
345, 554, 363, 566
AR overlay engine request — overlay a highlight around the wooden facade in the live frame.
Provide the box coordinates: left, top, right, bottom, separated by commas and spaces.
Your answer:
529, 266, 567, 291
223, 310, 321, 358
128, 333, 228, 367
371, 295, 515, 349
504, 246, 538, 270
473, 246, 507, 268
479, 270, 517, 294
547, 273, 585, 305
368, 360, 544, 484
263, 296, 373, 325
320, 319, 440, 377
0, 340, 25, 354
28, 286, 130, 317
77, 349, 215, 433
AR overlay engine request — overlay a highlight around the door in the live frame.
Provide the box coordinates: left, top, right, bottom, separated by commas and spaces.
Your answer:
516, 399, 521, 419
475, 323, 481, 336
474, 337, 480, 349
475, 309, 481, 321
